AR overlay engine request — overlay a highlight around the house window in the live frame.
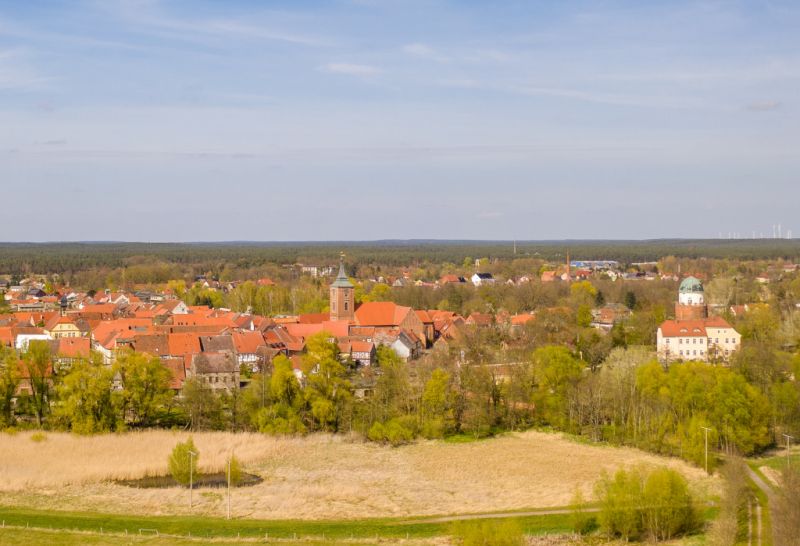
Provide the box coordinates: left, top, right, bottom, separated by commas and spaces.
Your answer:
679, 350, 683, 356
666, 338, 670, 344
679, 338, 683, 344
344, 301, 348, 311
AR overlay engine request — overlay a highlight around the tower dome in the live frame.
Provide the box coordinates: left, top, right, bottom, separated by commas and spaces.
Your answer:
678, 276, 705, 307
679, 276, 703, 294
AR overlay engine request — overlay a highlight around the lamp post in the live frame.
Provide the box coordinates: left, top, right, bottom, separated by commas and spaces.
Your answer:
227, 455, 232, 520
782, 434, 794, 467
701, 427, 712, 474
188, 450, 198, 509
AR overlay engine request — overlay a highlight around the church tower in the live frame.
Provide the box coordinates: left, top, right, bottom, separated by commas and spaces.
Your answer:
329, 253, 355, 322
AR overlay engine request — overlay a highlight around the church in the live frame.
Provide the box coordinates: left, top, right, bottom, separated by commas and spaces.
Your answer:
656, 276, 741, 363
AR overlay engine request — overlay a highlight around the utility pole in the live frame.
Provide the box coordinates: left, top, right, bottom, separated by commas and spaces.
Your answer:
227, 456, 232, 520
188, 450, 198, 509
783, 434, 794, 467
701, 427, 712, 474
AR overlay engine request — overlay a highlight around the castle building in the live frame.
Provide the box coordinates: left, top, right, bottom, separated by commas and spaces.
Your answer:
656, 276, 740, 362
329, 255, 355, 322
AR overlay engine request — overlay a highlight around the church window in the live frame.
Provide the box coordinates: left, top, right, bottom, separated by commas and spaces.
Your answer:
344, 301, 348, 311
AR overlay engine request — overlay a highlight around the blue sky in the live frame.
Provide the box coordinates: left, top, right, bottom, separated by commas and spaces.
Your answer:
1, 0, 798, 241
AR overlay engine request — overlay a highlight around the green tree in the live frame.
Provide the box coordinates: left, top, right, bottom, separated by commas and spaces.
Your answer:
181, 377, 223, 430
641, 467, 697, 541
0, 347, 20, 427
116, 350, 173, 426
54, 356, 119, 433
624, 290, 638, 310
22, 340, 54, 426
420, 369, 452, 437
227, 453, 242, 487
302, 332, 352, 431
169, 437, 199, 486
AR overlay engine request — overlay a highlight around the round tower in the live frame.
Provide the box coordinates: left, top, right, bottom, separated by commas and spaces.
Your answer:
675, 276, 707, 320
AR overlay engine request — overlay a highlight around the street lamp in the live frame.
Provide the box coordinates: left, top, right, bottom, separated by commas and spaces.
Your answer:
188, 450, 198, 509
701, 427, 712, 474
782, 434, 794, 468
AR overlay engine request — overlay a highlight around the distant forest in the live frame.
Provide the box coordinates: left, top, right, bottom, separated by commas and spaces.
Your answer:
0, 239, 798, 276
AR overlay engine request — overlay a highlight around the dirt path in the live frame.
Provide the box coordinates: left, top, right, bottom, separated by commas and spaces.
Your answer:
746, 466, 774, 546
404, 506, 599, 524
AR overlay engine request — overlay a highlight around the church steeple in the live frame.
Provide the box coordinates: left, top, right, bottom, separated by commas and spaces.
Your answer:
329, 253, 354, 321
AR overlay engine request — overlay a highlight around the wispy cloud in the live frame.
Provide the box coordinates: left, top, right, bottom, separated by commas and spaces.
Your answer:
320, 62, 381, 76
746, 100, 781, 112
402, 43, 449, 62
94, 1, 328, 46
0, 48, 49, 90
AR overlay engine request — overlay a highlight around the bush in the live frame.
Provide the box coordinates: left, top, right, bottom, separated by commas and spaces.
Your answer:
30, 431, 47, 442
367, 417, 416, 446
451, 519, 524, 546
168, 437, 199, 486
595, 466, 697, 542
227, 454, 241, 487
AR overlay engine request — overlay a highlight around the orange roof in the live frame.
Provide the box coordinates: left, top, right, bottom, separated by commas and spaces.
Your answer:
659, 320, 707, 337
355, 302, 412, 327
415, 310, 432, 323
167, 333, 202, 356
298, 313, 329, 324
162, 358, 186, 390
0, 327, 13, 346
510, 314, 535, 325
53, 337, 91, 358
232, 331, 266, 354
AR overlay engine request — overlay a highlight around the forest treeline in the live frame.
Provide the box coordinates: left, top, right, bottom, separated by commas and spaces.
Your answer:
1, 239, 799, 277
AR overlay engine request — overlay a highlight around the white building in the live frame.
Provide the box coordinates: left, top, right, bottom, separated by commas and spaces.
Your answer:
657, 277, 741, 362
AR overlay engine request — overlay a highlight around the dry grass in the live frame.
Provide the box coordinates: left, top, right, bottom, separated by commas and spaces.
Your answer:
0, 430, 717, 521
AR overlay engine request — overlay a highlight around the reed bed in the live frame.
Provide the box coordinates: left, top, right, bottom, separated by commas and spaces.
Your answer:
0, 430, 717, 520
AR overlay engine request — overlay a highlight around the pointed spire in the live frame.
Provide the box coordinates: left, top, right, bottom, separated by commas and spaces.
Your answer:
332, 252, 354, 288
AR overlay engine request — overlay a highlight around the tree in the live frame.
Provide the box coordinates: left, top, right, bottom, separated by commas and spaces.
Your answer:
54, 356, 119, 433
181, 377, 223, 430
227, 453, 242, 487
254, 356, 306, 435
420, 369, 452, 437
169, 437, 199, 486
624, 290, 638, 310
22, 340, 53, 426
641, 467, 696, 541
0, 347, 20, 427
302, 332, 352, 431
116, 350, 173, 426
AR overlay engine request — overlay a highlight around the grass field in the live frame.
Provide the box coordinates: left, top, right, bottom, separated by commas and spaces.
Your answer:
0, 429, 717, 521
0, 505, 718, 545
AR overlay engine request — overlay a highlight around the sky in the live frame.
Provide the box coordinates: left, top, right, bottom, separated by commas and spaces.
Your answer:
1, 0, 798, 242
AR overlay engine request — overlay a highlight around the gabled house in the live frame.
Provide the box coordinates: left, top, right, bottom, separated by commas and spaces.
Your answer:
471, 273, 495, 286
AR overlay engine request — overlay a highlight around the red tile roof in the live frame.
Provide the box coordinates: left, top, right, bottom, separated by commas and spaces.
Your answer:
355, 302, 412, 327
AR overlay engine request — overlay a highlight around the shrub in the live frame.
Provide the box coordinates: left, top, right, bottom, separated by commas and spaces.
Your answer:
595, 466, 697, 542
227, 454, 241, 487
368, 417, 415, 446
168, 437, 199, 486
30, 431, 47, 442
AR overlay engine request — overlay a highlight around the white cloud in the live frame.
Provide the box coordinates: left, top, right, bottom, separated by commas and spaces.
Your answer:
320, 62, 381, 76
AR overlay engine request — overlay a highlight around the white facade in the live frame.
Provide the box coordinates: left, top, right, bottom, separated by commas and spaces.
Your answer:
678, 291, 704, 306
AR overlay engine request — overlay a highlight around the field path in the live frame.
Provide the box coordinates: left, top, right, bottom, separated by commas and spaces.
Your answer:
403, 506, 598, 524
746, 466, 774, 546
